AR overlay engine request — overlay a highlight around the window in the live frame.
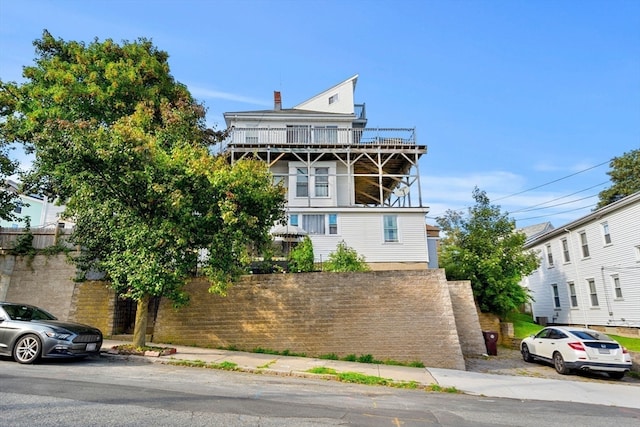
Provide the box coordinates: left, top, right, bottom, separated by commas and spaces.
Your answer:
636, 245, 640, 262
579, 232, 590, 258
561, 238, 570, 263
383, 215, 398, 242
289, 214, 299, 227
328, 214, 338, 235
546, 244, 554, 267
551, 284, 560, 308
314, 167, 329, 197
328, 93, 339, 104
286, 125, 310, 144
568, 282, 578, 307
601, 222, 612, 245
296, 168, 308, 197
302, 214, 325, 235
587, 279, 599, 307
14, 201, 22, 214
612, 275, 623, 299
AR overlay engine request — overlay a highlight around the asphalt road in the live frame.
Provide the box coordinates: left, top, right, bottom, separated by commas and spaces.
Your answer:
1, 355, 640, 427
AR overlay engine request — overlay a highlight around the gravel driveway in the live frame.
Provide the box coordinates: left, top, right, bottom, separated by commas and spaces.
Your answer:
465, 346, 640, 386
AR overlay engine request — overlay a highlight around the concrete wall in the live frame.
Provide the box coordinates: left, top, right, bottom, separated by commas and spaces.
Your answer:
1, 254, 483, 370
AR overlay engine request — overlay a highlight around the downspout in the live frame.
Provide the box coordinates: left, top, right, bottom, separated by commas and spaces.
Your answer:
600, 266, 614, 322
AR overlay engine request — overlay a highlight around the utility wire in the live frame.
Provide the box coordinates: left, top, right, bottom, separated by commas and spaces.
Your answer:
508, 181, 608, 213
514, 204, 596, 222
492, 160, 610, 202
510, 193, 599, 213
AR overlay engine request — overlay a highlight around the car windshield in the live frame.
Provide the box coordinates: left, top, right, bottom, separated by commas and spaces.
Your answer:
1, 304, 57, 321
569, 330, 613, 341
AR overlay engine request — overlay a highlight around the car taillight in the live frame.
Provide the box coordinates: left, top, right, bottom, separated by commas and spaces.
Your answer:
568, 342, 585, 351
622, 346, 629, 354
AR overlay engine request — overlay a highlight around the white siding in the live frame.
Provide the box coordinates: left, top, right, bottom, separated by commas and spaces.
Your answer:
524, 196, 640, 328
288, 209, 428, 265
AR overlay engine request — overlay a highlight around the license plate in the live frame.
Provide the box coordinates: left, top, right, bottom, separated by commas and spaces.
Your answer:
86, 343, 97, 351
598, 349, 610, 354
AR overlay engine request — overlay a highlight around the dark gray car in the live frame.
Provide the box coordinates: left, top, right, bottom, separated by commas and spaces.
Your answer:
0, 302, 102, 364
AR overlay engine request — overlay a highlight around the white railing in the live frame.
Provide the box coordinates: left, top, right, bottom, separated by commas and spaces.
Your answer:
221, 127, 417, 151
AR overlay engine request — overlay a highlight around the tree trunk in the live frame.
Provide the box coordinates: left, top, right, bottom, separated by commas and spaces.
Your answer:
132, 295, 149, 348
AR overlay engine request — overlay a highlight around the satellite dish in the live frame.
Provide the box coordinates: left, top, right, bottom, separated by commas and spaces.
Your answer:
393, 186, 409, 197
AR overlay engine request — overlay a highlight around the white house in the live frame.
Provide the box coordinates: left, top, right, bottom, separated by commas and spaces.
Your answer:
221, 75, 430, 269
522, 191, 640, 328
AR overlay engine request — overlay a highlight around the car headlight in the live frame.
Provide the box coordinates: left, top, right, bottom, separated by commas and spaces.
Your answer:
45, 331, 72, 340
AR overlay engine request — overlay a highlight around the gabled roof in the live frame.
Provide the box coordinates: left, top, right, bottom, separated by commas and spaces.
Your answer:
293, 74, 358, 114
518, 222, 555, 244
523, 191, 640, 248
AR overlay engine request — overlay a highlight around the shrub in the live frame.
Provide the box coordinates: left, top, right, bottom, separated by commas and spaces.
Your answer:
288, 236, 315, 272
323, 241, 370, 272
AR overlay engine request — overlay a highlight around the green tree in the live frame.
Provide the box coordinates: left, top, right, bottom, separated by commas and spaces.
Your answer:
436, 187, 539, 319
288, 236, 315, 272
596, 149, 640, 208
323, 240, 370, 272
0, 31, 286, 347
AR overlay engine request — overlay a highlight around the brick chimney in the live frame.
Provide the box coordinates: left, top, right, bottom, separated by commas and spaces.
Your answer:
274, 91, 282, 111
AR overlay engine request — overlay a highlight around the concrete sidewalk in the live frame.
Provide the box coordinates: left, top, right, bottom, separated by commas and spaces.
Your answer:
102, 340, 640, 410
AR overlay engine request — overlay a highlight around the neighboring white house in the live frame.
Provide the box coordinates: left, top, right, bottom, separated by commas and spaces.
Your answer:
1, 180, 70, 229
521, 191, 640, 328
221, 75, 430, 269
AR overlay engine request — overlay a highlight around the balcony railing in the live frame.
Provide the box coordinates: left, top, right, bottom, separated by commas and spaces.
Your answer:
221, 127, 417, 151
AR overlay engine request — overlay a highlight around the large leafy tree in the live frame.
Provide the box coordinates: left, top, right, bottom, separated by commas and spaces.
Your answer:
436, 187, 539, 319
0, 146, 19, 222
596, 148, 640, 209
0, 31, 285, 346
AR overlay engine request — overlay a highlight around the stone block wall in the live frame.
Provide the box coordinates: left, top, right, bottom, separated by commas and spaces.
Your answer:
447, 280, 486, 356
154, 270, 475, 370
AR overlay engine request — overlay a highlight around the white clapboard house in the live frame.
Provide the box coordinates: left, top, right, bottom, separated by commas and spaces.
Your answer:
221, 75, 430, 270
521, 191, 640, 328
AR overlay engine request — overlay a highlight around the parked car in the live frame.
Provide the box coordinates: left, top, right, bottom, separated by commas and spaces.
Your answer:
520, 326, 632, 379
0, 302, 103, 364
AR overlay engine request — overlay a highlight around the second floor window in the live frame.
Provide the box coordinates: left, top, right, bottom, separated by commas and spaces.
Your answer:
14, 201, 22, 214
561, 238, 570, 263
296, 168, 308, 197
580, 232, 590, 258
602, 222, 612, 245
315, 167, 329, 197
546, 244, 554, 267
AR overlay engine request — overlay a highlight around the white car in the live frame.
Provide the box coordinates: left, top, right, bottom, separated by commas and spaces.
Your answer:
520, 326, 632, 379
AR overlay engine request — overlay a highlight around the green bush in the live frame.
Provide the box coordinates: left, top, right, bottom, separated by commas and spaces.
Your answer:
323, 241, 370, 272
288, 236, 315, 272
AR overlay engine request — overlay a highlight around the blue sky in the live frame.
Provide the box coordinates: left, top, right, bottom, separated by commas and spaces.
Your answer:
1, 0, 638, 228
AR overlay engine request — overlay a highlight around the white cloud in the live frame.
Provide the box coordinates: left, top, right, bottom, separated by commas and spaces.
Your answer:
189, 86, 271, 107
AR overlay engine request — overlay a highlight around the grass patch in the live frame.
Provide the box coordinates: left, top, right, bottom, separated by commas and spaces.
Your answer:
167, 359, 239, 371
318, 353, 339, 360
609, 335, 640, 352
306, 368, 419, 389
426, 384, 460, 393
507, 313, 544, 338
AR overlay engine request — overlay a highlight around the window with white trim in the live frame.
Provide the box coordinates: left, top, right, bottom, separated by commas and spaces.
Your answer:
296, 168, 308, 197
612, 275, 623, 299
568, 282, 578, 308
302, 214, 325, 235
636, 245, 640, 262
601, 222, 612, 245
579, 232, 590, 258
290, 214, 299, 227
314, 167, 329, 197
328, 93, 338, 104
383, 215, 398, 243
546, 244, 554, 267
561, 238, 570, 263
587, 279, 599, 307
14, 201, 22, 214
551, 284, 560, 308
328, 214, 338, 235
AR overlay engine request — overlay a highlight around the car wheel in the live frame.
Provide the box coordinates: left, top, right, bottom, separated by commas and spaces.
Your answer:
608, 371, 625, 380
553, 351, 570, 375
13, 334, 42, 364
521, 344, 534, 362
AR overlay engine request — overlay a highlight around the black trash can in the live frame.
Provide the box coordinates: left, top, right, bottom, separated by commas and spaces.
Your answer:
482, 331, 499, 356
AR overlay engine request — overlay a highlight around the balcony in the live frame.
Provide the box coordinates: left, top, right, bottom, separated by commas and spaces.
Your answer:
221, 127, 419, 151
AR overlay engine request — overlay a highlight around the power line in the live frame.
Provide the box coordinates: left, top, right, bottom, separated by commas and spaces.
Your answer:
508, 181, 608, 213
514, 204, 596, 222
492, 160, 610, 202
510, 193, 599, 213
